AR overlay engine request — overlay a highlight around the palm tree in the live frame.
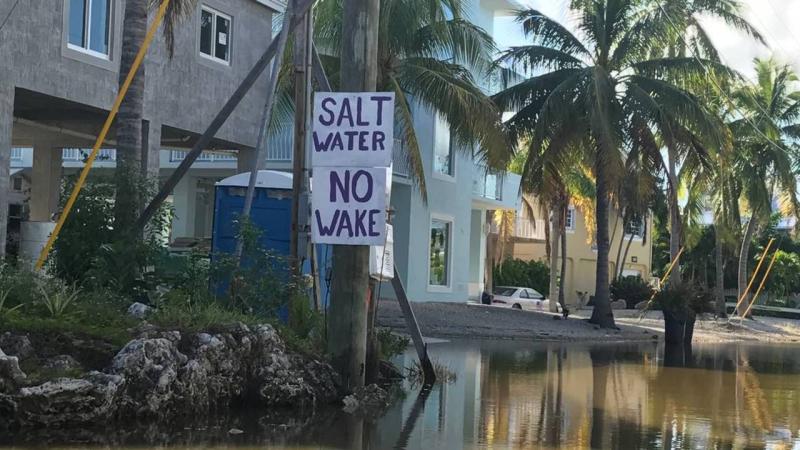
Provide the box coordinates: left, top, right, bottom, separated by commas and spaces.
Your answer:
115, 0, 197, 233
652, 0, 762, 284
493, 1, 730, 328
307, 0, 510, 197
729, 58, 800, 314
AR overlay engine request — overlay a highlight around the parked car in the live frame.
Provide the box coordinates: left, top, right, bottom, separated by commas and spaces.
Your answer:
492, 286, 562, 313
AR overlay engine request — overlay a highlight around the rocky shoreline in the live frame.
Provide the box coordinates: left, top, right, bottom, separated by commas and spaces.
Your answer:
0, 323, 341, 429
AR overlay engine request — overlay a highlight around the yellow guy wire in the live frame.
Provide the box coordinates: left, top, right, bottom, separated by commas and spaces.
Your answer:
639, 246, 684, 318
731, 238, 775, 318
35, 0, 173, 270
741, 248, 780, 321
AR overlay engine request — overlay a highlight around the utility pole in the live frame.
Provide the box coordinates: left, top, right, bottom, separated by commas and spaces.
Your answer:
327, 0, 380, 391
289, 12, 313, 274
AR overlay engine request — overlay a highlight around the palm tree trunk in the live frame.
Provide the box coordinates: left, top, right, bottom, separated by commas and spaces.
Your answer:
715, 227, 726, 317
543, 205, 551, 260
613, 209, 626, 281
618, 232, 635, 279
737, 216, 758, 316
589, 157, 616, 328
559, 202, 567, 309
114, 0, 148, 234
667, 147, 681, 284
548, 202, 561, 312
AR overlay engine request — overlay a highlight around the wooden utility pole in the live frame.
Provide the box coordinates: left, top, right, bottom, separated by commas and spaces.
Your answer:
289, 12, 313, 273
327, 0, 380, 391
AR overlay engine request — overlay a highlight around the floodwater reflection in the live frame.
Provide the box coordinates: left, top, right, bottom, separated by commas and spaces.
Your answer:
4, 340, 800, 449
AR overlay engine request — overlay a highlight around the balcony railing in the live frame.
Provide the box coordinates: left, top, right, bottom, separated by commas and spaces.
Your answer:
266, 130, 293, 161
169, 150, 237, 162
473, 166, 503, 201
515, 217, 546, 241
62, 148, 116, 161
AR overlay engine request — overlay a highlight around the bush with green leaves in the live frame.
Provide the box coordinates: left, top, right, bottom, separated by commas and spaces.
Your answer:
653, 283, 713, 316
610, 276, 654, 308
493, 258, 549, 293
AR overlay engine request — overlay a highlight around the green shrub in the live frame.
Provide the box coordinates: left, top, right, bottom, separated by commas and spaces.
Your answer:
149, 291, 258, 333
653, 283, 713, 315
610, 276, 654, 308
377, 328, 410, 360
493, 258, 549, 293
37, 280, 80, 318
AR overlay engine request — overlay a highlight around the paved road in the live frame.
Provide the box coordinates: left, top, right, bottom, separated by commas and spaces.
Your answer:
377, 300, 659, 342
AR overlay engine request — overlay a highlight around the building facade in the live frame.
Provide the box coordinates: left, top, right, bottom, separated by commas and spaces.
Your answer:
513, 199, 654, 307
0, 0, 279, 254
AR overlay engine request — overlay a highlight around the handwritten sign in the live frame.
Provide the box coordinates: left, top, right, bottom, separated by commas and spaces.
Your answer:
312, 92, 395, 167
312, 167, 386, 245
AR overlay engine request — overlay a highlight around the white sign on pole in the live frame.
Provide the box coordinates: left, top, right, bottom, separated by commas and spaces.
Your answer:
370, 224, 394, 280
312, 167, 387, 245
312, 92, 395, 168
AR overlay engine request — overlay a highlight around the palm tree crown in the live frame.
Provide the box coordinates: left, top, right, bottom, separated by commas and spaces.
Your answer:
493, 0, 731, 327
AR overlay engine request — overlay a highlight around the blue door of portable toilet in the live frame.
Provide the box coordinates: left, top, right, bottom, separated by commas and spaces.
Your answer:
211, 170, 332, 309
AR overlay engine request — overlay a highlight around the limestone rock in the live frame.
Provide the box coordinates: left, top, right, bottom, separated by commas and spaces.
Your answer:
0, 333, 34, 360
12, 372, 122, 427
0, 348, 26, 394
610, 299, 628, 310
43, 355, 82, 372
127, 302, 152, 319
342, 384, 390, 415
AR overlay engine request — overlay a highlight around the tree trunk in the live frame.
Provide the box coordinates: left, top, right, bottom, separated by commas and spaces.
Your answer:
667, 147, 681, 284
737, 216, 758, 316
613, 209, 626, 281
715, 227, 726, 317
543, 205, 551, 260
548, 202, 561, 312
589, 157, 616, 328
559, 202, 567, 309
327, 0, 380, 391
114, 0, 147, 235
618, 232, 635, 279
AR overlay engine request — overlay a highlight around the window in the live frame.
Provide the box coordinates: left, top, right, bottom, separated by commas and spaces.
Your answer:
519, 290, 529, 299
68, 0, 112, 57
526, 289, 544, 300
429, 218, 451, 287
200, 6, 231, 64
565, 206, 576, 231
625, 215, 644, 237
434, 122, 454, 177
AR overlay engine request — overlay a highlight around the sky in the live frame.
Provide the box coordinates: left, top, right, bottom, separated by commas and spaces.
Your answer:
492, 0, 800, 81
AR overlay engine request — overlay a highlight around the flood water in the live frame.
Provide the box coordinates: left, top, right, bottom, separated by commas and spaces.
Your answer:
5, 339, 800, 449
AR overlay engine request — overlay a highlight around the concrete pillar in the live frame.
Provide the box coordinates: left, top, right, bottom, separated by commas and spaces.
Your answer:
0, 87, 14, 257
170, 175, 196, 239
237, 147, 256, 173
30, 143, 62, 222
141, 120, 161, 182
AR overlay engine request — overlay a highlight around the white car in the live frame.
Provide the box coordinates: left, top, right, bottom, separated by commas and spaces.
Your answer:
492, 286, 562, 312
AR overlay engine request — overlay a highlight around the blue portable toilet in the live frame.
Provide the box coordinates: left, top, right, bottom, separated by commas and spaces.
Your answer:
211, 170, 332, 311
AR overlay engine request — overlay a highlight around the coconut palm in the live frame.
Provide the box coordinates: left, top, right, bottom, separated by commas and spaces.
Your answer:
729, 58, 800, 314
493, 1, 731, 328
652, 0, 762, 283
303, 0, 510, 198
115, 0, 197, 233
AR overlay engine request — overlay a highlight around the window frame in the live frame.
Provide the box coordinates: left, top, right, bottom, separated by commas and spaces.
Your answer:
565, 206, 576, 232
624, 215, 645, 241
433, 118, 455, 180
66, 0, 113, 60
198, 5, 232, 66
427, 214, 454, 292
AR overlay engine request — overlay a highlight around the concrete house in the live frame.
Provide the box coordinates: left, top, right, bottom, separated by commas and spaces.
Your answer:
0, 0, 280, 255
266, 0, 522, 303
513, 198, 654, 307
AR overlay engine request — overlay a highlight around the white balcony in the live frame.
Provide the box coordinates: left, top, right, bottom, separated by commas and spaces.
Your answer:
473, 167, 503, 201
62, 148, 116, 161
515, 217, 546, 241
169, 150, 237, 163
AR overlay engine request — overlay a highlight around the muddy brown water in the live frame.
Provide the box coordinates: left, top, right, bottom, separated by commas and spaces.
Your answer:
4, 339, 800, 449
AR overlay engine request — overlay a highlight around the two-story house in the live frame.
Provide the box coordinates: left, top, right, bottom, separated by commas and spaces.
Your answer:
513, 197, 654, 307
0, 0, 280, 255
